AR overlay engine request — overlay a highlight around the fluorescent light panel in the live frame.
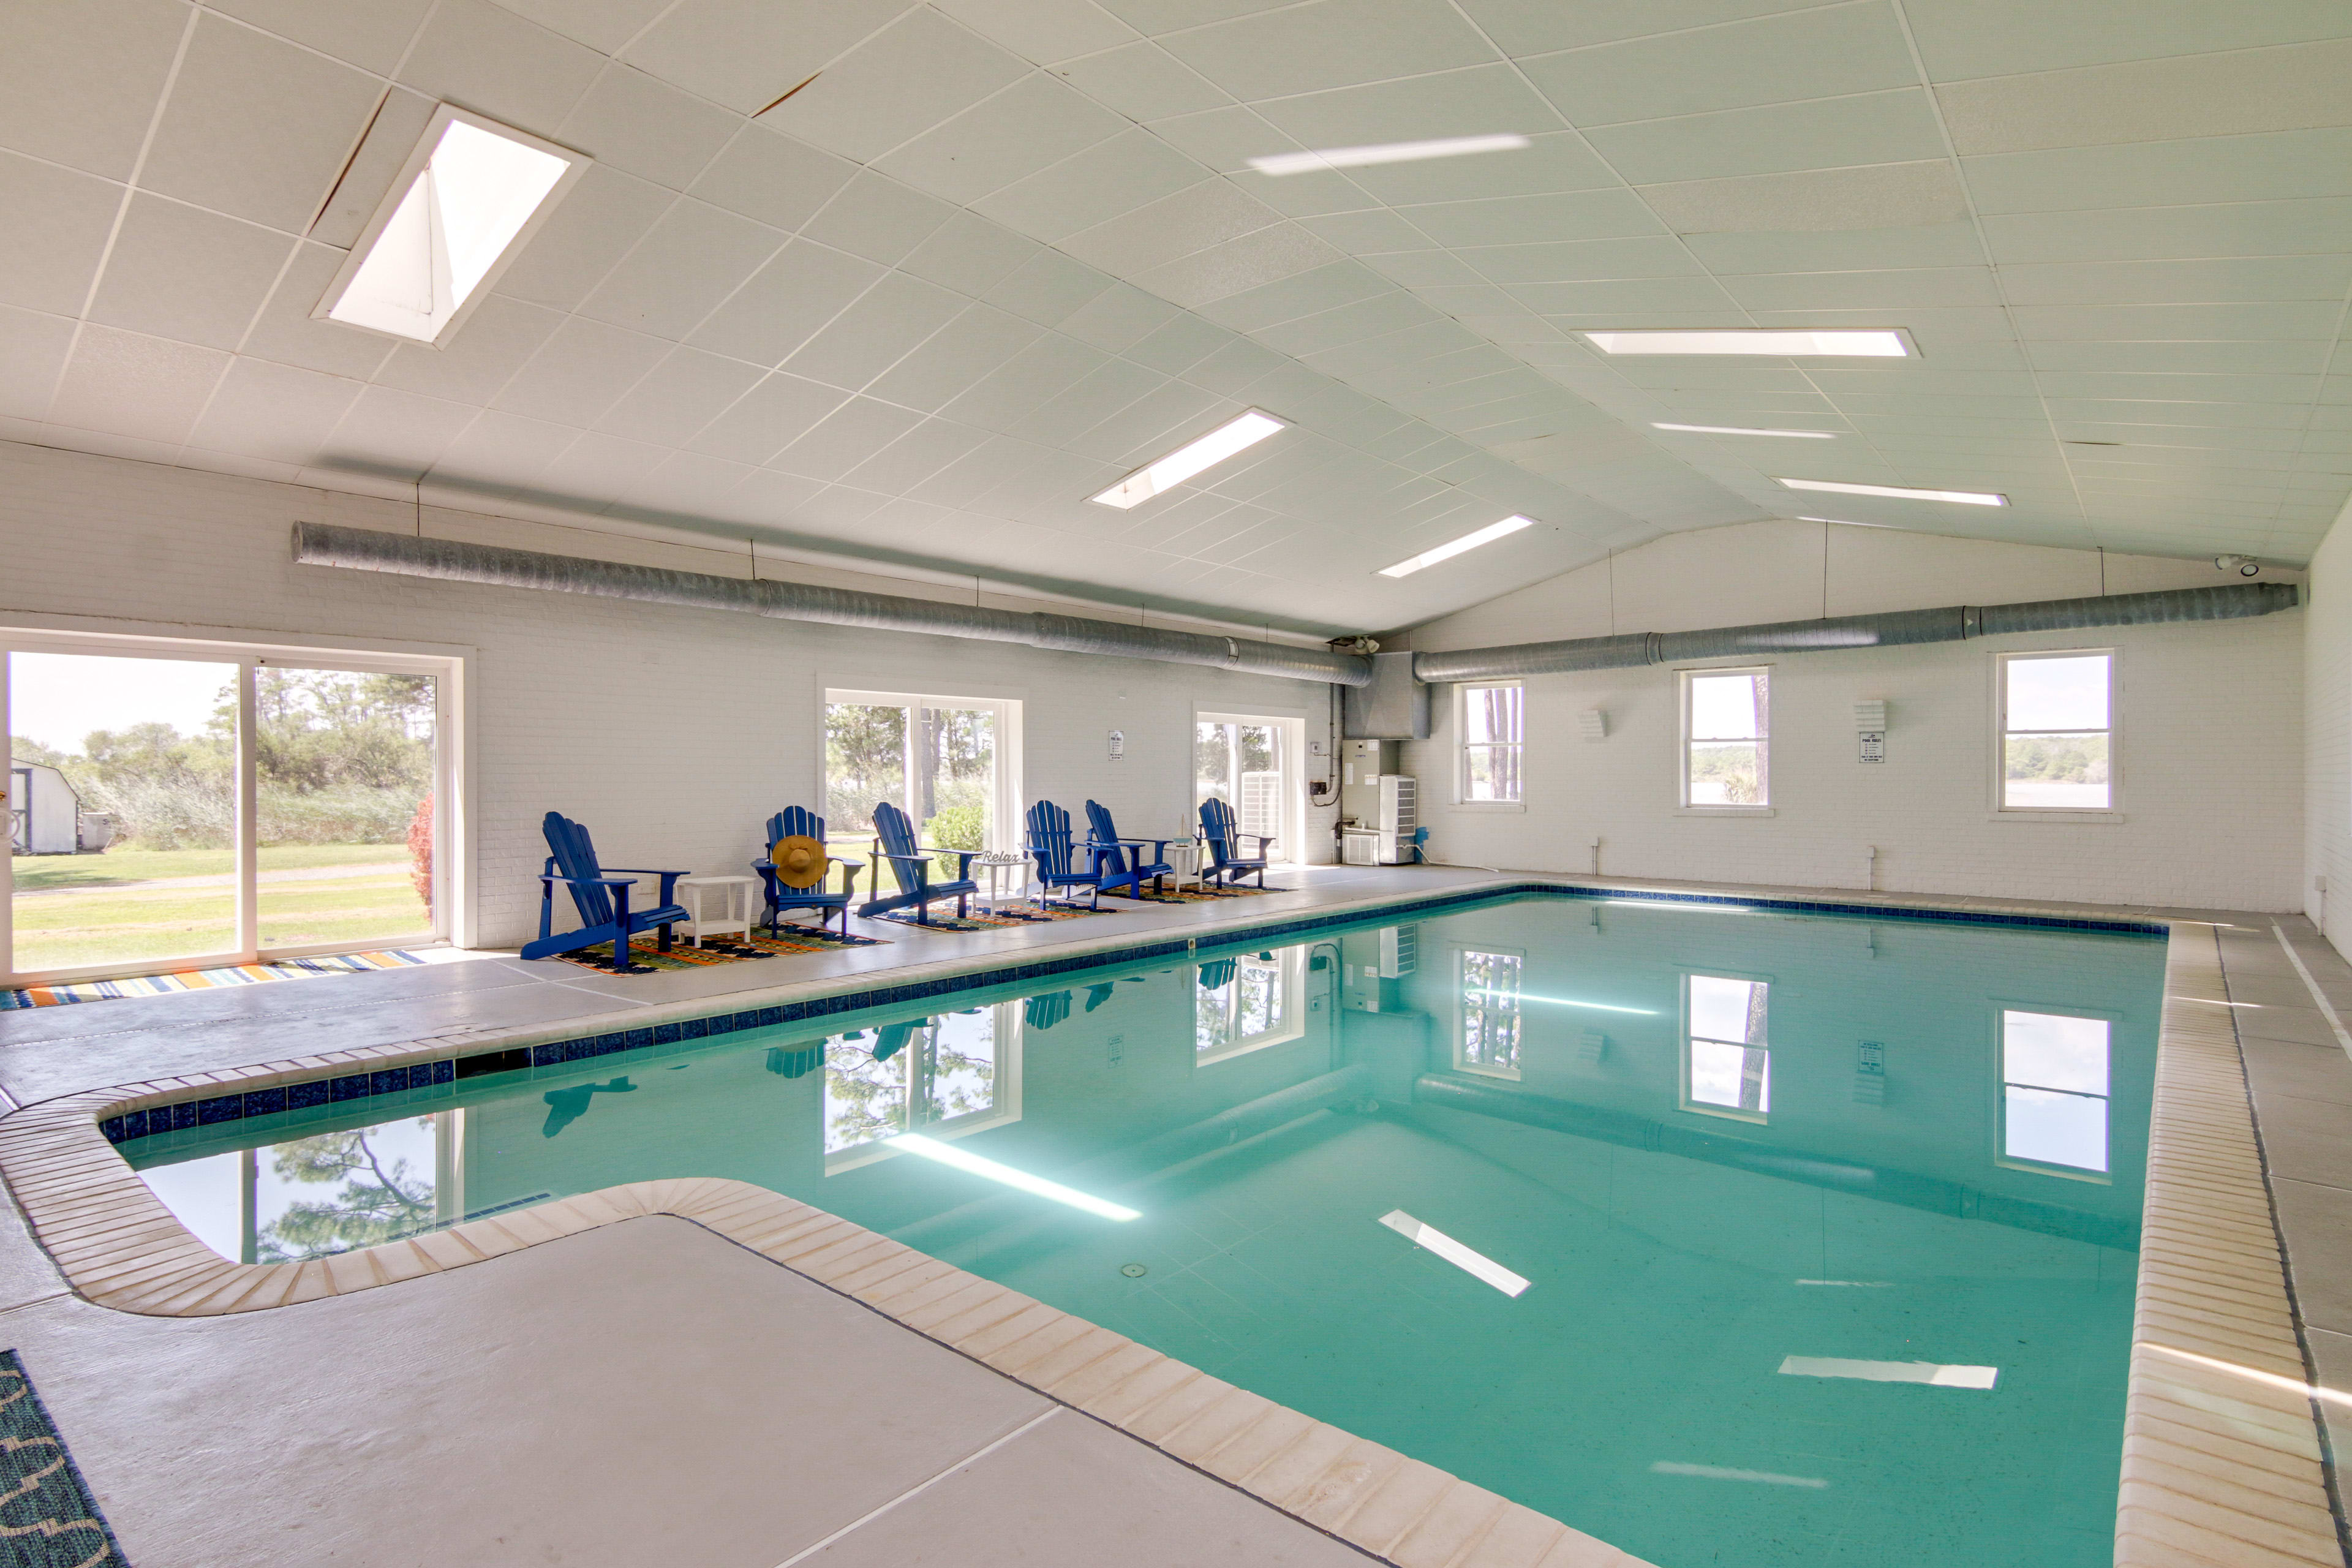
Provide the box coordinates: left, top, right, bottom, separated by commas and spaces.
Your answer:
1249, 134, 1528, 176
1091, 410, 1286, 509
888, 1134, 1139, 1220
1796, 516, 1900, 530
1778, 1355, 1998, 1390
1585, 330, 1909, 357
1779, 478, 2006, 507
1378, 1210, 1529, 1295
321, 105, 586, 345
1378, 514, 1532, 578
1654, 423, 1835, 439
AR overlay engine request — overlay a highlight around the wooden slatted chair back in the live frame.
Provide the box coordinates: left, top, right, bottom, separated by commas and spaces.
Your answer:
1025, 799, 1079, 878
766, 805, 824, 848
543, 812, 616, 927
1199, 797, 1240, 869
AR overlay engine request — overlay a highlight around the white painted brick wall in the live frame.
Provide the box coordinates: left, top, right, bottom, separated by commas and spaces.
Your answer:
2305, 499, 2352, 956
1394, 520, 2303, 912
0, 442, 1336, 949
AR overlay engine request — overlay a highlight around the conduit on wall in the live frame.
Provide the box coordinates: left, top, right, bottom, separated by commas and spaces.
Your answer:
291, 523, 1376, 687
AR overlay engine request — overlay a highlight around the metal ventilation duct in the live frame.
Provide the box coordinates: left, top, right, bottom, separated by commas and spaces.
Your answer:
292, 523, 1376, 687
1410, 582, 2299, 685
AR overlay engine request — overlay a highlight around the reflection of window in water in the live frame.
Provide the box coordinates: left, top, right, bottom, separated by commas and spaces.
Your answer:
2000, 1009, 2111, 1175
824, 1006, 1016, 1162
1195, 952, 1305, 1063
1684, 974, 1769, 1120
1457, 949, 1523, 1079
257, 1115, 440, 1261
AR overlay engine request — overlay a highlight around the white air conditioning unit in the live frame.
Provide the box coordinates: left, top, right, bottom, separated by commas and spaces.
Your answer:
1379, 924, 1417, 977
1377, 774, 1416, 864
1341, 828, 1379, 865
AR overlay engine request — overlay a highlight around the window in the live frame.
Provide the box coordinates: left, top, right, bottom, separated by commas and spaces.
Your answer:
1998, 652, 2113, 811
823, 1003, 1023, 1172
1681, 668, 1768, 807
1461, 683, 1523, 803
1683, 974, 1769, 1121
1457, 949, 1523, 1079
1194, 949, 1306, 1063
823, 690, 1020, 892
1999, 1009, 2109, 1175
1196, 712, 1302, 864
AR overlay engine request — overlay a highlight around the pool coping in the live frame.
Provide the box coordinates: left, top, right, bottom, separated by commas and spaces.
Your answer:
0, 876, 2329, 1568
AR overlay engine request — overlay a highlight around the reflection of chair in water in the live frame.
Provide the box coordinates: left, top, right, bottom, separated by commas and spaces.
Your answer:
1025, 990, 1072, 1030
766, 1044, 823, 1078
1197, 957, 1238, 990
1083, 982, 1117, 1012
872, 1019, 930, 1061
541, 1077, 636, 1138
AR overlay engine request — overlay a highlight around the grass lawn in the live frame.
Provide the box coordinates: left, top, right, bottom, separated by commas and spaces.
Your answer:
9, 845, 428, 973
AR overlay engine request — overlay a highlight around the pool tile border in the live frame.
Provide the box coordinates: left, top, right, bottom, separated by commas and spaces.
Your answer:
0, 878, 2307, 1568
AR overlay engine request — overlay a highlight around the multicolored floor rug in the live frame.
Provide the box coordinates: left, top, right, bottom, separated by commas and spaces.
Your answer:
1125, 881, 1286, 903
875, 900, 1107, 933
1, 948, 429, 1009
0, 1349, 130, 1565
550, 926, 886, 974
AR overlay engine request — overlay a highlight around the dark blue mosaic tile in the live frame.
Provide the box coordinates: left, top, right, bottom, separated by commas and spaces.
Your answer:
241, 1087, 286, 1119
331, 1075, 369, 1102
100, 1117, 126, 1144
682, 1017, 707, 1039
758, 1006, 785, 1026
368, 1069, 403, 1096
288, 1079, 331, 1110
168, 1102, 198, 1132
531, 1043, 567, 1068
625, 1027, 655, 1049
654, 1022, 682, 1044
124, 1109, 149, 1140
195, 1095, 243, 1126
590, 1031, 624, 1053
432, 1059, 454, 1085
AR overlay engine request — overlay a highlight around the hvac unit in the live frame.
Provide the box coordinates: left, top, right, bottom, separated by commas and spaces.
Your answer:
1379, 923, 1417, 978
1377, 774, 1417, 864
1341, 829, 1378, 866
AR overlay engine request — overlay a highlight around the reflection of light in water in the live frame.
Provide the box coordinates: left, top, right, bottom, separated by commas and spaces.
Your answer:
1651, 1462, 1826, 1488
1470, 987, 1655, 1016
1605, 900, 1755, 914
1779, 1356, 1997, 1389
138, 1153, 241, 1260
1378, 1210, 1529, 1297
1795, 1280, 1896, 1288
887, 1134, 1137, 1221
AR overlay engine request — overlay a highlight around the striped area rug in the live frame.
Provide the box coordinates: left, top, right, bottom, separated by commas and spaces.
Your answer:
1, 949, 429, 1009
0, 1349, 129, 1564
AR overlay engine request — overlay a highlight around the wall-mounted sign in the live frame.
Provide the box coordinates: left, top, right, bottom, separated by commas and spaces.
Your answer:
1858, 731, 1885, 763
1108, 728, 1125, 761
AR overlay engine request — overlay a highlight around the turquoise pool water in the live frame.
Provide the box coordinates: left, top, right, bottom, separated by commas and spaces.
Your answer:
122, 894, 2162, 1568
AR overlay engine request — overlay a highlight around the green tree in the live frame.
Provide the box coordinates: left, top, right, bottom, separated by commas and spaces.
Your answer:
255, 1120, 437, 1261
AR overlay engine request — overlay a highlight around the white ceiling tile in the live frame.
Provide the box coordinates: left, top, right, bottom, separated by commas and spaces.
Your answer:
0, 305, 75, 420
87, 195, 293, 351
210, 0, 435, 74
1524, 5, 1920, 125
1054, 281, 1183, 352
2027, 340, 2332, 376
1298, 209, 1434, 253
1179, 336, 1294, 396
972, 129, 1210, 239
1143, 104, 1292, 174
1129, 222, 1344, 308
783, 272, 969, 390
1460, 235, 1707, 285
907, 432, 1053, 506
1068, 378, 1226, 460
627, 0, 913, 116
2000, 256, 2352, 306
1637, 162, 1969, 235
878, 71, 1129, 204
490, 0, 672, 56
1049, 42, 1227, 122
398, 0, 606, 137
761, 9, 1031, 162
1359, 250, 1485, 287
799, 172, 961, 265
1192, 259, 1392, 331
1937, 37, 2352, 157
982, 248, 1117, 326
840, 417, 994, 492
1253, 292, 1442, 356
689, 127, 858, 233
1681, 221, 1988, 274
2011, 302, 2343, 341
305, 88, 437, 251
620, 450, 757, 516
1158, 0, 1495, 101
591, 347, 768, 447
492, 165, 679, 314
1059, 179, 1284, 274
1720, 266, 2000, 310
1982, 198, 2352, 265
315, 385, 478, 479
1010, 355, 1164, 441
579, 200, 785, 339
1458, 0, 1826, 57
1587, 90, 1946, 185
492, 317, 671, 427
538, 431, 672, 504
1121, 312, 1232, 372
685, 239, 884, 365
1966, 128, 2352, 218
374, 295, 568, 403
48, 325, 230, 445
771, 396, 931, 480
1398, 190, 1665, 248
1905, 0, 2352, 79
187, 356, 363, 464
864, 304, 1046, 411
897, 211, 1044, 296
1338, 131, 1613, 207
559, 64, 743, 191
932, 0, 1140, 64
0, 0, 185, 180
688, 372, 848, 464
0, 151, 126, 317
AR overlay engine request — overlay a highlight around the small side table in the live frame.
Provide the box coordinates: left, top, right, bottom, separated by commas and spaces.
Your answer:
973, 851, 1030, 911
1163, 838, 1205, 892
674, 874, 758, 947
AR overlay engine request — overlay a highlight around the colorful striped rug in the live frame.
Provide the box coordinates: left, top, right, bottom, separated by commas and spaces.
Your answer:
550, 926, 886, 974
1, 949, 429, 1009
0, 1349, 127, 1565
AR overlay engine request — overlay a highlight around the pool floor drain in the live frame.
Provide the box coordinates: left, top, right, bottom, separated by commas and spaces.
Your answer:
1120, 1262, 1148, 1278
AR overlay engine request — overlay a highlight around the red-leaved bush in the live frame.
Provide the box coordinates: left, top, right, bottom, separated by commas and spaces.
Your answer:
407, 792, 434, 916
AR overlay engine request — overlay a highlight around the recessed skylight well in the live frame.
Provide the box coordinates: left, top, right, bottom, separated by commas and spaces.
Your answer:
1248, 134, 1529, 177
1779, 478, 2007, 507
1585, 330, 1911, 358
318, 105, 588, 347
1090, 410, 1287, 510
1378, 514, 1534, 578
1654, 423, 1836, 439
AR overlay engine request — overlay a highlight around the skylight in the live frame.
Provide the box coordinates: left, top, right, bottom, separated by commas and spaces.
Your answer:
1248, 134, 1530, 177
1585, 330, 1910, 357
1378, 514, 1533, 578
320, 106, 587, 345
1779, 478, 2007, 507
1090, 410, 1286, 509
1654, 423, 1836, 439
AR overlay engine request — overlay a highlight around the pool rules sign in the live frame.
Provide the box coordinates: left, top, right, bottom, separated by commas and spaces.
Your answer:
1855, 699, 1887, 764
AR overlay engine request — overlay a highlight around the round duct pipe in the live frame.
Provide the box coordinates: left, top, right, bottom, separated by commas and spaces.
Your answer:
292, 523, 1375, 687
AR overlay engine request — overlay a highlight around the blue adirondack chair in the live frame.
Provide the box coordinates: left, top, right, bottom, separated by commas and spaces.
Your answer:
1025, 799, 1131, 909
751, 807, 864, 937
1084, 800, 1174, 898
1199, 797, 1274, 889
858, 801, 978, 924
521, 811, 692, 971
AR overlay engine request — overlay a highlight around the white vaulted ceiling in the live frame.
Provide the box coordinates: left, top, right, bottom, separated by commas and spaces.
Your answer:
2, 0, 2349, 636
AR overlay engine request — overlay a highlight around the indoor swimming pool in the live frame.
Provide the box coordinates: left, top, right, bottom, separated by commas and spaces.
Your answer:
118, 893, 2163, 1568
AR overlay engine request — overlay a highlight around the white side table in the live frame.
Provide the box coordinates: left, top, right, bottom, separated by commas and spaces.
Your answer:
674, 875, 758, 947
1163, 838, 1205, 892
973, 851, 1030, 910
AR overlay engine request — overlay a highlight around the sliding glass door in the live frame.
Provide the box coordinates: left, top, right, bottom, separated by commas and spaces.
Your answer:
823, 690, 1020, 892
1194, 711, 1303, 866
4, 641, 448, 987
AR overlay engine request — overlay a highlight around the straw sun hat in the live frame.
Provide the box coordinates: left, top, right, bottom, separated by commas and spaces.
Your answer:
769, 834, 831, 889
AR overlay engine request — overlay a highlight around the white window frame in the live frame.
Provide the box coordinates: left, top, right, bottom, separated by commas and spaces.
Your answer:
1994, 1004, 2114, 1184
1679, 970, 1772, 1123
822, 688, 1025, 857
3, 622, 467, 989
1193, 709, 1307, 867
1678, 666, 1772, 813
1993, 649, 2119, 818
823, 1001, 1025, 1175
1457, 680, 1525, 808
1452, 944, 1526, 1080
1194, 948, 1308, 1065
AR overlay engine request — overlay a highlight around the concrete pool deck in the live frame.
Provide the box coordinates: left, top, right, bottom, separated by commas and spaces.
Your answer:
0, 864, 2344, 1566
